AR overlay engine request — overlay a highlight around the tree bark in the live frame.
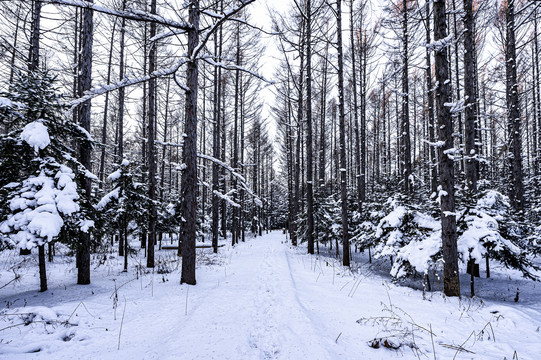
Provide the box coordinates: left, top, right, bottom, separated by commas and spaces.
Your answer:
180, 0, 200, 286
99, 19, 117, 187
424, 2, 438, 195
401, 0, 412, 195
212, 24, 221, 253
306, 0, 314, 255
336, 0, 349, 267
434, 0, 460, 297
464, 0, 477, 193
505, 0, 525, 212
350, 0, 362, 214
39, 244, 47, 292
146, 0, 157, 268
77, 0, 93, 285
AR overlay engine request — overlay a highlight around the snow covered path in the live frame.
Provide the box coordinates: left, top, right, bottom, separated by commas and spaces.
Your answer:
165, 231, 342, 360
2, 231, 541, 359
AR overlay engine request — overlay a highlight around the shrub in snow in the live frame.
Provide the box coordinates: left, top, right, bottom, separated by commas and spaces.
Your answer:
456, 190, 539, 280
368, 191, 539, 284
350, 201, 385, 252
0, 163, 80, 249
371, 196, 442, 279
97, 159, 149, 252
0, 70, 94, 291
314, 193, 342, 247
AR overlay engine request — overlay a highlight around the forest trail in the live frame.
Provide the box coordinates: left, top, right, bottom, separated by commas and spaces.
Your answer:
159, 231, 349, 359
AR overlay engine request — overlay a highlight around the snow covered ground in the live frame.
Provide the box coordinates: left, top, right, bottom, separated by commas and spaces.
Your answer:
1, 231, 540, 359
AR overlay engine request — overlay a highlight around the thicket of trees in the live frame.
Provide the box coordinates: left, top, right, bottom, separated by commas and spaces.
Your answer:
273, 0, 541, 297
1, 0, 540, 298
0, 0, 281, 290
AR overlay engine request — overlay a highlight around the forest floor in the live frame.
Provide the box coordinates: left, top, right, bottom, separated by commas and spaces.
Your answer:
1, 231, 541, 359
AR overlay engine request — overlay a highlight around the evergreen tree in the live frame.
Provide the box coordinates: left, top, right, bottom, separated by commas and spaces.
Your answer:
0, 70, 94, 291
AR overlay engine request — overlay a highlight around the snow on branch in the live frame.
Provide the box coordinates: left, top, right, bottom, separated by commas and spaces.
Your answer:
67, 61, 187, 115
426, 34, 454, 53
197, 153, 261, 207
202, 56, 273, 84
44, 0, 192, 30
192, 0, 256, 61
213, 190, 240, 208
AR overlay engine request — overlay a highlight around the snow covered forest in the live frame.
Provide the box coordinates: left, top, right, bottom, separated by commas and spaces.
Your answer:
1, 0, 541, 358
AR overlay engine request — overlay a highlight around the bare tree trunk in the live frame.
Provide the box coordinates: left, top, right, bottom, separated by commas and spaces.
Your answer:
292, 21, 305, 247
533, 8, 541, 198
212, 26, 221, 253
146, 0, 157, 268
452, 0, 463, 175
160, 77, 171, 199
232, 23, 241, 246
306, 0, 314, 255
505, 0, 525, 212
336, 0, 349, 267
99, 19, 117, 187
77, 0, 93, 285
360, 32, 367, 201
464, 0, 477, 193
180, 0, 200, 286
424, 2, 438, 195
401, 0, 412, 196
319, 41, 329, 190
141, 20, 148, 251
434, 0, 460, 297
38, 244, 47, 292
350, 0, 362, 214
118, 3, 126, 260
28, 0, 41, 72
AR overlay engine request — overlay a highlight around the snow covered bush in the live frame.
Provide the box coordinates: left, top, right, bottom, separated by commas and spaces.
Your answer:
456, 190, 539, 279
97, 159, 149, 254
368, 191, 539, 284
313, 193, 342, 247
0, 163, 81, 250
372, 196, 442, 279
0, 70, 94, 291
350, 201, 385, 252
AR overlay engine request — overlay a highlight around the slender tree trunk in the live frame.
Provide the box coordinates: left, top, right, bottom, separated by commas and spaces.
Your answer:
402, 0, 412, 195
505, 0, 525, 212
232, 23, 241, 246
147, 0, 158, 268
77, 0, 93, 285
306, 0, 314, 255
28, 0, 41, 72
532, 8, 541, 199
337, 0, 349, 267
319, 42, 329, 190
180, 0, 200, 285
212, 27, 221, 253
452, 0, 463, 174
8, 4, 21, 93
118, 5, 126, 261
99, 20, 117, 187
160, 77, 171, 199
464, 0, 477, 193
141, 20, 148, 251
350, 0, 362, 214
360, 32, 367, 201
292, 22, 305, 247
38, 244, 47, 292
434, 0, 460, 297
424, 2, 438, 195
